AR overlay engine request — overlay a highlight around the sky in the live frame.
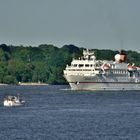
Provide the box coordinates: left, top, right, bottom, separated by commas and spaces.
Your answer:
0, 0, 140, 52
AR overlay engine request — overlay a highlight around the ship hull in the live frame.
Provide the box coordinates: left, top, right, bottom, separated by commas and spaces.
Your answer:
65, 75, 140, 90
69, 82, 140, 90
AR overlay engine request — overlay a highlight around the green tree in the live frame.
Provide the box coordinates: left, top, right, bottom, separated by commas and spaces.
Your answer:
3, 75, 17, 84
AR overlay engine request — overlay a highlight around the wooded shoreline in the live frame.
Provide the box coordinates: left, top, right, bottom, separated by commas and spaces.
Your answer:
0, 44, 140, 85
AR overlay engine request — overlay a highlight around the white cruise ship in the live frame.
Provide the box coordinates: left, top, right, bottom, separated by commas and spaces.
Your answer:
64, 49, 140, 90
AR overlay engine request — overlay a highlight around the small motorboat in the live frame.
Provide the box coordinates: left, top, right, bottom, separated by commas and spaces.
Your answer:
3, 95, 25, 107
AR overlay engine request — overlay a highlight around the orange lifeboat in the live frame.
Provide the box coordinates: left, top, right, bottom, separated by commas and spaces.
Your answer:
127, 65, 137, 72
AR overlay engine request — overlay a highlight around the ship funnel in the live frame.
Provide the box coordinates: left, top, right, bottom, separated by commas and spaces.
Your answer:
115, 51, 127, 63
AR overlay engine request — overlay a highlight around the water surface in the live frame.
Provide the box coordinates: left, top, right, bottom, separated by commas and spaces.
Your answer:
0, 85, 140, 140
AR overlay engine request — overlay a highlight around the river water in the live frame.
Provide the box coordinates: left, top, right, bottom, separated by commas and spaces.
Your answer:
0, 85, 140, 140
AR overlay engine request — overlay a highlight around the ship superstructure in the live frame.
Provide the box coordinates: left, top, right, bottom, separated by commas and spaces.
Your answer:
64, 49, 140, 90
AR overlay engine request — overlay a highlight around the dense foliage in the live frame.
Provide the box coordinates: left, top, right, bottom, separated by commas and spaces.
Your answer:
0, 44, 140, 84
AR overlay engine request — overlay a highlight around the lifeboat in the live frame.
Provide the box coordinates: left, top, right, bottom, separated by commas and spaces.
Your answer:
127, 65, 137, 72
103, 63, 110, 70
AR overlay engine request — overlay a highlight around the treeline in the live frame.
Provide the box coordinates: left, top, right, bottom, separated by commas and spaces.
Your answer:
0, 44, 140, 84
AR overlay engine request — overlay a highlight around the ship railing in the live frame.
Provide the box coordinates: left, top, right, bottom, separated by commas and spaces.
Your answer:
65, 67, 90, 70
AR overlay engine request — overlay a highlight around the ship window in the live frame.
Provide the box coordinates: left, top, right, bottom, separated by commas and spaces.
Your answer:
79, 64, 84, 67
83, 69, 91, 71
77, 69, 82, 71
74, 64, 77, 67
95, 68, 100, 70
85, 64, 89, 67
